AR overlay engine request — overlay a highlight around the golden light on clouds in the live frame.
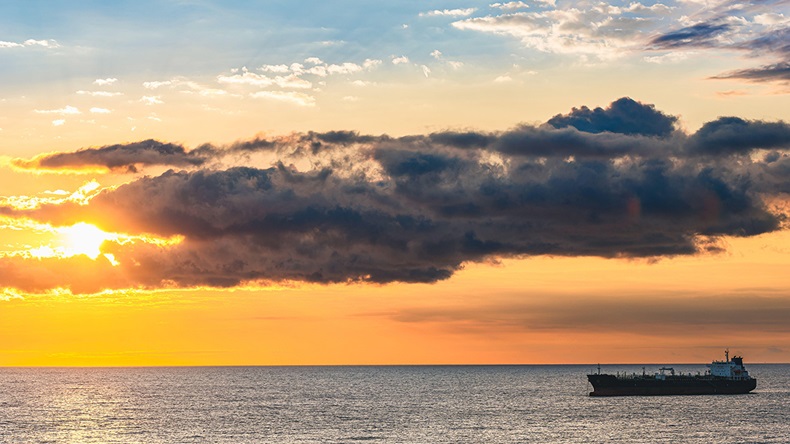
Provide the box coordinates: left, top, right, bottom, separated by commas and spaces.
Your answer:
1, 215, 183, 265
0, 180, 102, 210
57, 222, 114, 260
10, 154, 113, 175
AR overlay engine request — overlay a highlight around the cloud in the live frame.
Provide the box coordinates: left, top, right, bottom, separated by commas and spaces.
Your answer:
420, 8, 477, 17
546, 97, 678, 137
715, 90, 748, 97
648, 22, 732, 49
213, 58, 379, 100
326, 63, 364, 75
141, 77, 236, 98
34, 106, 81, 115
490, 2, 531, 11
753, 12, 788, 26
735, 28, 790, 57
77, 90, 124, 97
363, 59, 382, 69
453, 0, 788, 79
451, 5, 663, 59
11, 139, 211, 173
687, 117, 790, 155
249, 91, 316, 107
384, 293, 790, 334
648, 18, 790, 84
143, 80, 173, 89
643, 51, 695, 64
93, 78, 118, 86
454, 2, 678, 59
493, 126, 674, 158
711, 62, 790, 83
0, 39, 59, 49
3, 98, 788, 293
141, 96, 164, 105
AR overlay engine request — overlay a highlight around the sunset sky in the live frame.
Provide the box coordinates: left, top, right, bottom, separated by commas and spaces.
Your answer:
1, 0, 789, 366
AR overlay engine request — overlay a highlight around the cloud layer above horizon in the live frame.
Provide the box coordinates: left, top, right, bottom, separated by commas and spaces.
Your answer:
3, 97, 789, 294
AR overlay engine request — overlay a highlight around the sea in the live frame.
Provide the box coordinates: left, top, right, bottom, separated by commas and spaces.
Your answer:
1, 364, 788, 443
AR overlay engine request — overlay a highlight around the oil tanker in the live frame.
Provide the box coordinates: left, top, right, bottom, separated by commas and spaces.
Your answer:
587, 351, 757, 396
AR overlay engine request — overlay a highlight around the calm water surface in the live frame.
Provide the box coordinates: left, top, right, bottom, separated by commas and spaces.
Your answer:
1, 365, 788, 443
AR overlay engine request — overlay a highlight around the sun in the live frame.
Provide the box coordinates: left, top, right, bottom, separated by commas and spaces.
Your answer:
58, 222, 115, 260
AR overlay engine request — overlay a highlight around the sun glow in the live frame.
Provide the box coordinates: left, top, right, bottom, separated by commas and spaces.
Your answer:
1, 216, 184, 261
58, 222, 115, 260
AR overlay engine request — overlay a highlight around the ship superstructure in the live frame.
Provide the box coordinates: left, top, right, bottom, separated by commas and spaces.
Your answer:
587, 350, 757, 396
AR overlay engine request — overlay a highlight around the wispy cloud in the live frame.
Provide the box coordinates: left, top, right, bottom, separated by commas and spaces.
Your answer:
93, 78, 118, 86
451, 4, 667, 59
249, 91, 316, 107
215, 58, 381, 98
143, 80, 173, 89
648, 22, 732, 49
646, 5, 790, 85
76, 90, 124, 97
217, 71, 311, 89
140, 96, 163, 105
0, 39, 60, 49
490, 2, 531, 11
420, 8, 478, 17
452, 0, 789, 78
383, 293, 790, 334
643, 51, 695, 64
34, 106, 81, 115
711, 62, 790, 83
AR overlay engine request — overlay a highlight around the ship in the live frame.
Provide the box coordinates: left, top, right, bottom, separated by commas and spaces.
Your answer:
587, 350, 757, 396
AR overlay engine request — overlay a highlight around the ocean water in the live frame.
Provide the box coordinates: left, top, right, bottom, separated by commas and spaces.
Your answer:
0, 364, 788, 443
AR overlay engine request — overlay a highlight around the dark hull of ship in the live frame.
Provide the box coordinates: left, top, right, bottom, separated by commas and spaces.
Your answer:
587, 374, 757, 396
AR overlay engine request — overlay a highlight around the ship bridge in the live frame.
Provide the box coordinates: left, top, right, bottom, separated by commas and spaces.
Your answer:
707, 350, 751, 380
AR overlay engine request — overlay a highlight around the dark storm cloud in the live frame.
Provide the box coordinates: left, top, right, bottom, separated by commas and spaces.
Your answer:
428, 131, 495, 149
495, 126, 673, 158
13, 139, 212, 172
750, 154, 790, 194
3, 98, 789, 291
10, 99, 785, 174
688, 117, 790, 155
546, 97, 678, 137
649, 22, 731, 49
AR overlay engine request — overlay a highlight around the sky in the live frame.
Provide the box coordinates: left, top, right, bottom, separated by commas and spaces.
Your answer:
1, 0, 789, 366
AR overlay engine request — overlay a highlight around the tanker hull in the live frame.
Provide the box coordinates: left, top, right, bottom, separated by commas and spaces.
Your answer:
587, 374, 757, 396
